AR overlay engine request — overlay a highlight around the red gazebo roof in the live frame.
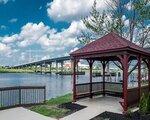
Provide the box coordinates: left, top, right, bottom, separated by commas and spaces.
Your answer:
70, 32, 150, 57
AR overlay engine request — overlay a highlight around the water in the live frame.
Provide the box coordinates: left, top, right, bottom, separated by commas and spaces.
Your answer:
0, 73, 97, 99
0, 73, 139, 100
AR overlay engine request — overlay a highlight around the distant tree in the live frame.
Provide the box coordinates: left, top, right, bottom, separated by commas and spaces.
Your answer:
78, 0, 150, 48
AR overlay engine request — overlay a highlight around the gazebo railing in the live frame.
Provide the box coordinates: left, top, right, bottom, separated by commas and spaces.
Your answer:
0, 86, 46, 110
127, 85, 149, 107
75, 82, 122, 99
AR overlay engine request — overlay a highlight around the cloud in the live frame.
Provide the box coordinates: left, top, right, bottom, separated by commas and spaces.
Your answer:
70, 47, 79, 53
0, 0, 8, 4
2, 34, 18, 43
9, 18, 18, 23
17, 22, 50, 47
0, 25, 7, 30
0, 0, 15, 4
0, 21, 85, 59
39, 6, 42, 10
0, 42, 12, 56
47, 0, 109, 22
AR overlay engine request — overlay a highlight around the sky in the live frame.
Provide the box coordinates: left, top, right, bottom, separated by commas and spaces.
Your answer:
0, 0, 143, 66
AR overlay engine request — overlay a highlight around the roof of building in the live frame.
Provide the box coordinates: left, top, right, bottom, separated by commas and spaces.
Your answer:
70, 32, 150, 57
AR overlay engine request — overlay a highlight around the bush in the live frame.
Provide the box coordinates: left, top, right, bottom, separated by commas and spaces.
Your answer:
146, 93, 150, 113
139, 93, 150, 114
139, 93, 147, 114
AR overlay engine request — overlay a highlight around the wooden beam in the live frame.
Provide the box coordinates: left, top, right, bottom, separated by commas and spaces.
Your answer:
137, 55, 141, 101
87, 60, 94, 98
101, 61, 106, 96
148, 60, 150, 91
118, 54, 130, 113
143, 59, 150, 91
128, 63, 138, 75
112, 61, 123, 70
73, 59, 77, 102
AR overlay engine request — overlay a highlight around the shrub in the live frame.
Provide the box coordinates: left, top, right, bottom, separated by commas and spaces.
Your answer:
146, 93, 150, 113
125, 109, 132, 118
139, 93, 147, 114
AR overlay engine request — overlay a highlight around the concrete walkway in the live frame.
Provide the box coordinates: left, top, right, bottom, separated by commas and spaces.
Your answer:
0, 96, 122, 120
61, 96, 123, 120
0, 107, 56, 120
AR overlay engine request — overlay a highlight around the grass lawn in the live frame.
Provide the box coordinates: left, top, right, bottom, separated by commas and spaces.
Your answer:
0, 68, 34, 73
28, 94, 72, 119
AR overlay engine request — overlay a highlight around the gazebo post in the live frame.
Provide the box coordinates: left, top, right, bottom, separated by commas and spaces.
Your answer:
143, 59, 150, 91
118, 54, 129, 112
101, 61, 106, 96
87, 60, 94, 98
76, 60, 79, 73
73, 59, 77, 102
148, 59, 150, 91
137, 55, 141, 101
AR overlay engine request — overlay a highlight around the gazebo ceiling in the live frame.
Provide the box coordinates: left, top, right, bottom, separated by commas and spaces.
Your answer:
70, 32, 150, 59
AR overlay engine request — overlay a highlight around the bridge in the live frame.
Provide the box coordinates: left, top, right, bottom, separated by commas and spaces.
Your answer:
11, 56, 71, 74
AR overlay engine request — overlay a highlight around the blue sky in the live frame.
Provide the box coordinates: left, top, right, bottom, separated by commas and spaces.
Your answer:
0, 0, 70, 35
0, 0, 148, 66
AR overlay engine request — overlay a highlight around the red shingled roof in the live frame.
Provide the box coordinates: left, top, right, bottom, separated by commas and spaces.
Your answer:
70, 32, 150, 56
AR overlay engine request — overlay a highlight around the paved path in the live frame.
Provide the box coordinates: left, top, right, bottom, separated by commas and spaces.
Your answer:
61, 96, 122, 120
0, 107, 56, 120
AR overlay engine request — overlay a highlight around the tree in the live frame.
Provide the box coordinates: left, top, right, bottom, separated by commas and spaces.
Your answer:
78, 0, 150, 48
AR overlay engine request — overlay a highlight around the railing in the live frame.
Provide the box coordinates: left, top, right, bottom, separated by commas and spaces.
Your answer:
0, 86, 46, 110
75, 82, 122, 99
127, 85, 149, 107
105, 82, 122, 96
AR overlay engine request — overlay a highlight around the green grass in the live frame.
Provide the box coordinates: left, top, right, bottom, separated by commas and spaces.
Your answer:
0, 68, 34, 73
29, 94, 72, 118
46, 94, 72, 105
30, 106, 69, 118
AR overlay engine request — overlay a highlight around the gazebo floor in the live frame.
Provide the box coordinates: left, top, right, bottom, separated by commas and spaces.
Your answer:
76, 95, 123, 113
61, 95, 123, 120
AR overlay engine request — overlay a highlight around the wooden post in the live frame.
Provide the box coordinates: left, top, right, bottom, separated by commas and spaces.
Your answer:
118, 54, 129, 112
89, 61, 93, 98
76, 61, 79, 73
73, 59, 76, 102
19, 87, 21, 106
148, 59, 150, 91
71, 60, 73, 73
101, 61, 106, 96
137, 55, 141, 101
87, 60, 94, 98
44, 86, 46, 103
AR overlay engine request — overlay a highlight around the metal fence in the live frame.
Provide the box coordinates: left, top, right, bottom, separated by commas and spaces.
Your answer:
0, 86, 46, 110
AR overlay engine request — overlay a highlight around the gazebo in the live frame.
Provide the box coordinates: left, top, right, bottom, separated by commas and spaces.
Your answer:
70, 32, 150, 112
